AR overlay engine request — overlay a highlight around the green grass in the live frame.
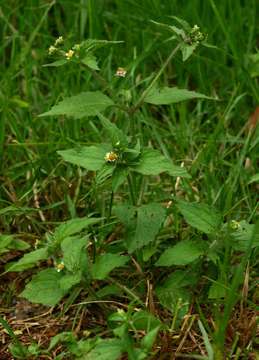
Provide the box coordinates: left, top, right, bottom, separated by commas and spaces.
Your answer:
0, 1, 259, 359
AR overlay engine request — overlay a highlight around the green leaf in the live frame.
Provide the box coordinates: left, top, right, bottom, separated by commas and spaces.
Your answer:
10, 239, 30, 251
97, 113, 127, 146
59, 273, 82, 291
39, 92, 114, 119
115, 203, 166, 253
176, 200, 222, 234
155, 270, 195, 314
43, 59, 67, 67
82, 54, 99, 70
82, 339, 123, 360
53, 216, 102, 243
133, 148, 190, 178
130, 203, 166, 253
180, 43, 198, 61
230, 220, 259, 251
7, 248, 48, 272
0, 235, 13, 253
208, 281, 226, 299
156, 241, 204, 266
80, 39, 123, 54
21, 268, 66, 306
91, 253, 129, 280
58, 144, 110, 171
132, 310, 161, 331
248, 173, 259, 184
61, 236, 88, 272
111, 167, 128, 192
141, 326, 160, 352
144, 87, 214, 105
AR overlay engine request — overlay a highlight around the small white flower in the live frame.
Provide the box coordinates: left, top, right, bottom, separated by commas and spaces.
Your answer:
65, 49, 75, 60
55, 36, 64, 46
56, 261, 65, 272
104, 151, 119, 163
48, 45, 57, 55
115, 67, 127, 77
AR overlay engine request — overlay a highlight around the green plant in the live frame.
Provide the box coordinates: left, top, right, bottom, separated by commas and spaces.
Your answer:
1, 5, 258, 359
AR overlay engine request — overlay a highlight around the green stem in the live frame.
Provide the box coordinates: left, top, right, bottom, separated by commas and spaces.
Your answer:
127, 174, 136, 206
130, 43, 181, 114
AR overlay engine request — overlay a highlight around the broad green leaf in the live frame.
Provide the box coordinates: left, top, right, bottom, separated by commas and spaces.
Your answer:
115, 203, 166, 253
230, 220, 259, 251
97, 113, 127, 145
59, 272, 82, 291
155, 270, 195, 314
39, 91, 114, 119
180, 43, 198, 61
61, 236, 88, 272
111, 167, 128, 191
21, 268, 66, 306
91, 253, 129, 280
10, 239, 30, 251
133, 148, 190, 178
80, 39, 123, 54
176, 200, 221, 234
82, 54, 99, 70
53, 216, 102, 243
141, 326, 160, 352
82, 339, 123, 360
48, 332, 76, 350
144, 87, 213, 105
132, 310, 161, 331
156, 241, 204, 266
0, 235, 13, 253
129, 203, 166, 253
7, 248, 48, 272
208, 282, 226, 299
58, 144, 110, 171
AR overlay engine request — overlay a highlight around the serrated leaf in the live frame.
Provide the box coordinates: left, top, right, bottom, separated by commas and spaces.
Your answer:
7, 248, 48, 272
21, 268, 66, 306
58, 144, 110, 171
59, 272, 82, 291
115, 203, 166, 253
156, 241, 204, 266
91, 253, 129, 280
80, 39, 123, 54
176, 200, 221, 234
132, 310, 161, 331
155, 270, 194, 314
208, 282, 226, 299
82, 54, 99, 70
141, 326, 160, 352
82, 339, 123, 360
39, 91, 114, 119
61, 236, 88, 272
53, 216, 102, 243
97, 113, 127, 146
133, 148, 190, 178
111, 167, 128, 191
145, 87, 213, 105
230, 220, 259, 251
129, 203, 166, 253
180, 43, 198, 61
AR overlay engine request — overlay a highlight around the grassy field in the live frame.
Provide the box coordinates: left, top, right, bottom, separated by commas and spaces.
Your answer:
0, 1, 258, 359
